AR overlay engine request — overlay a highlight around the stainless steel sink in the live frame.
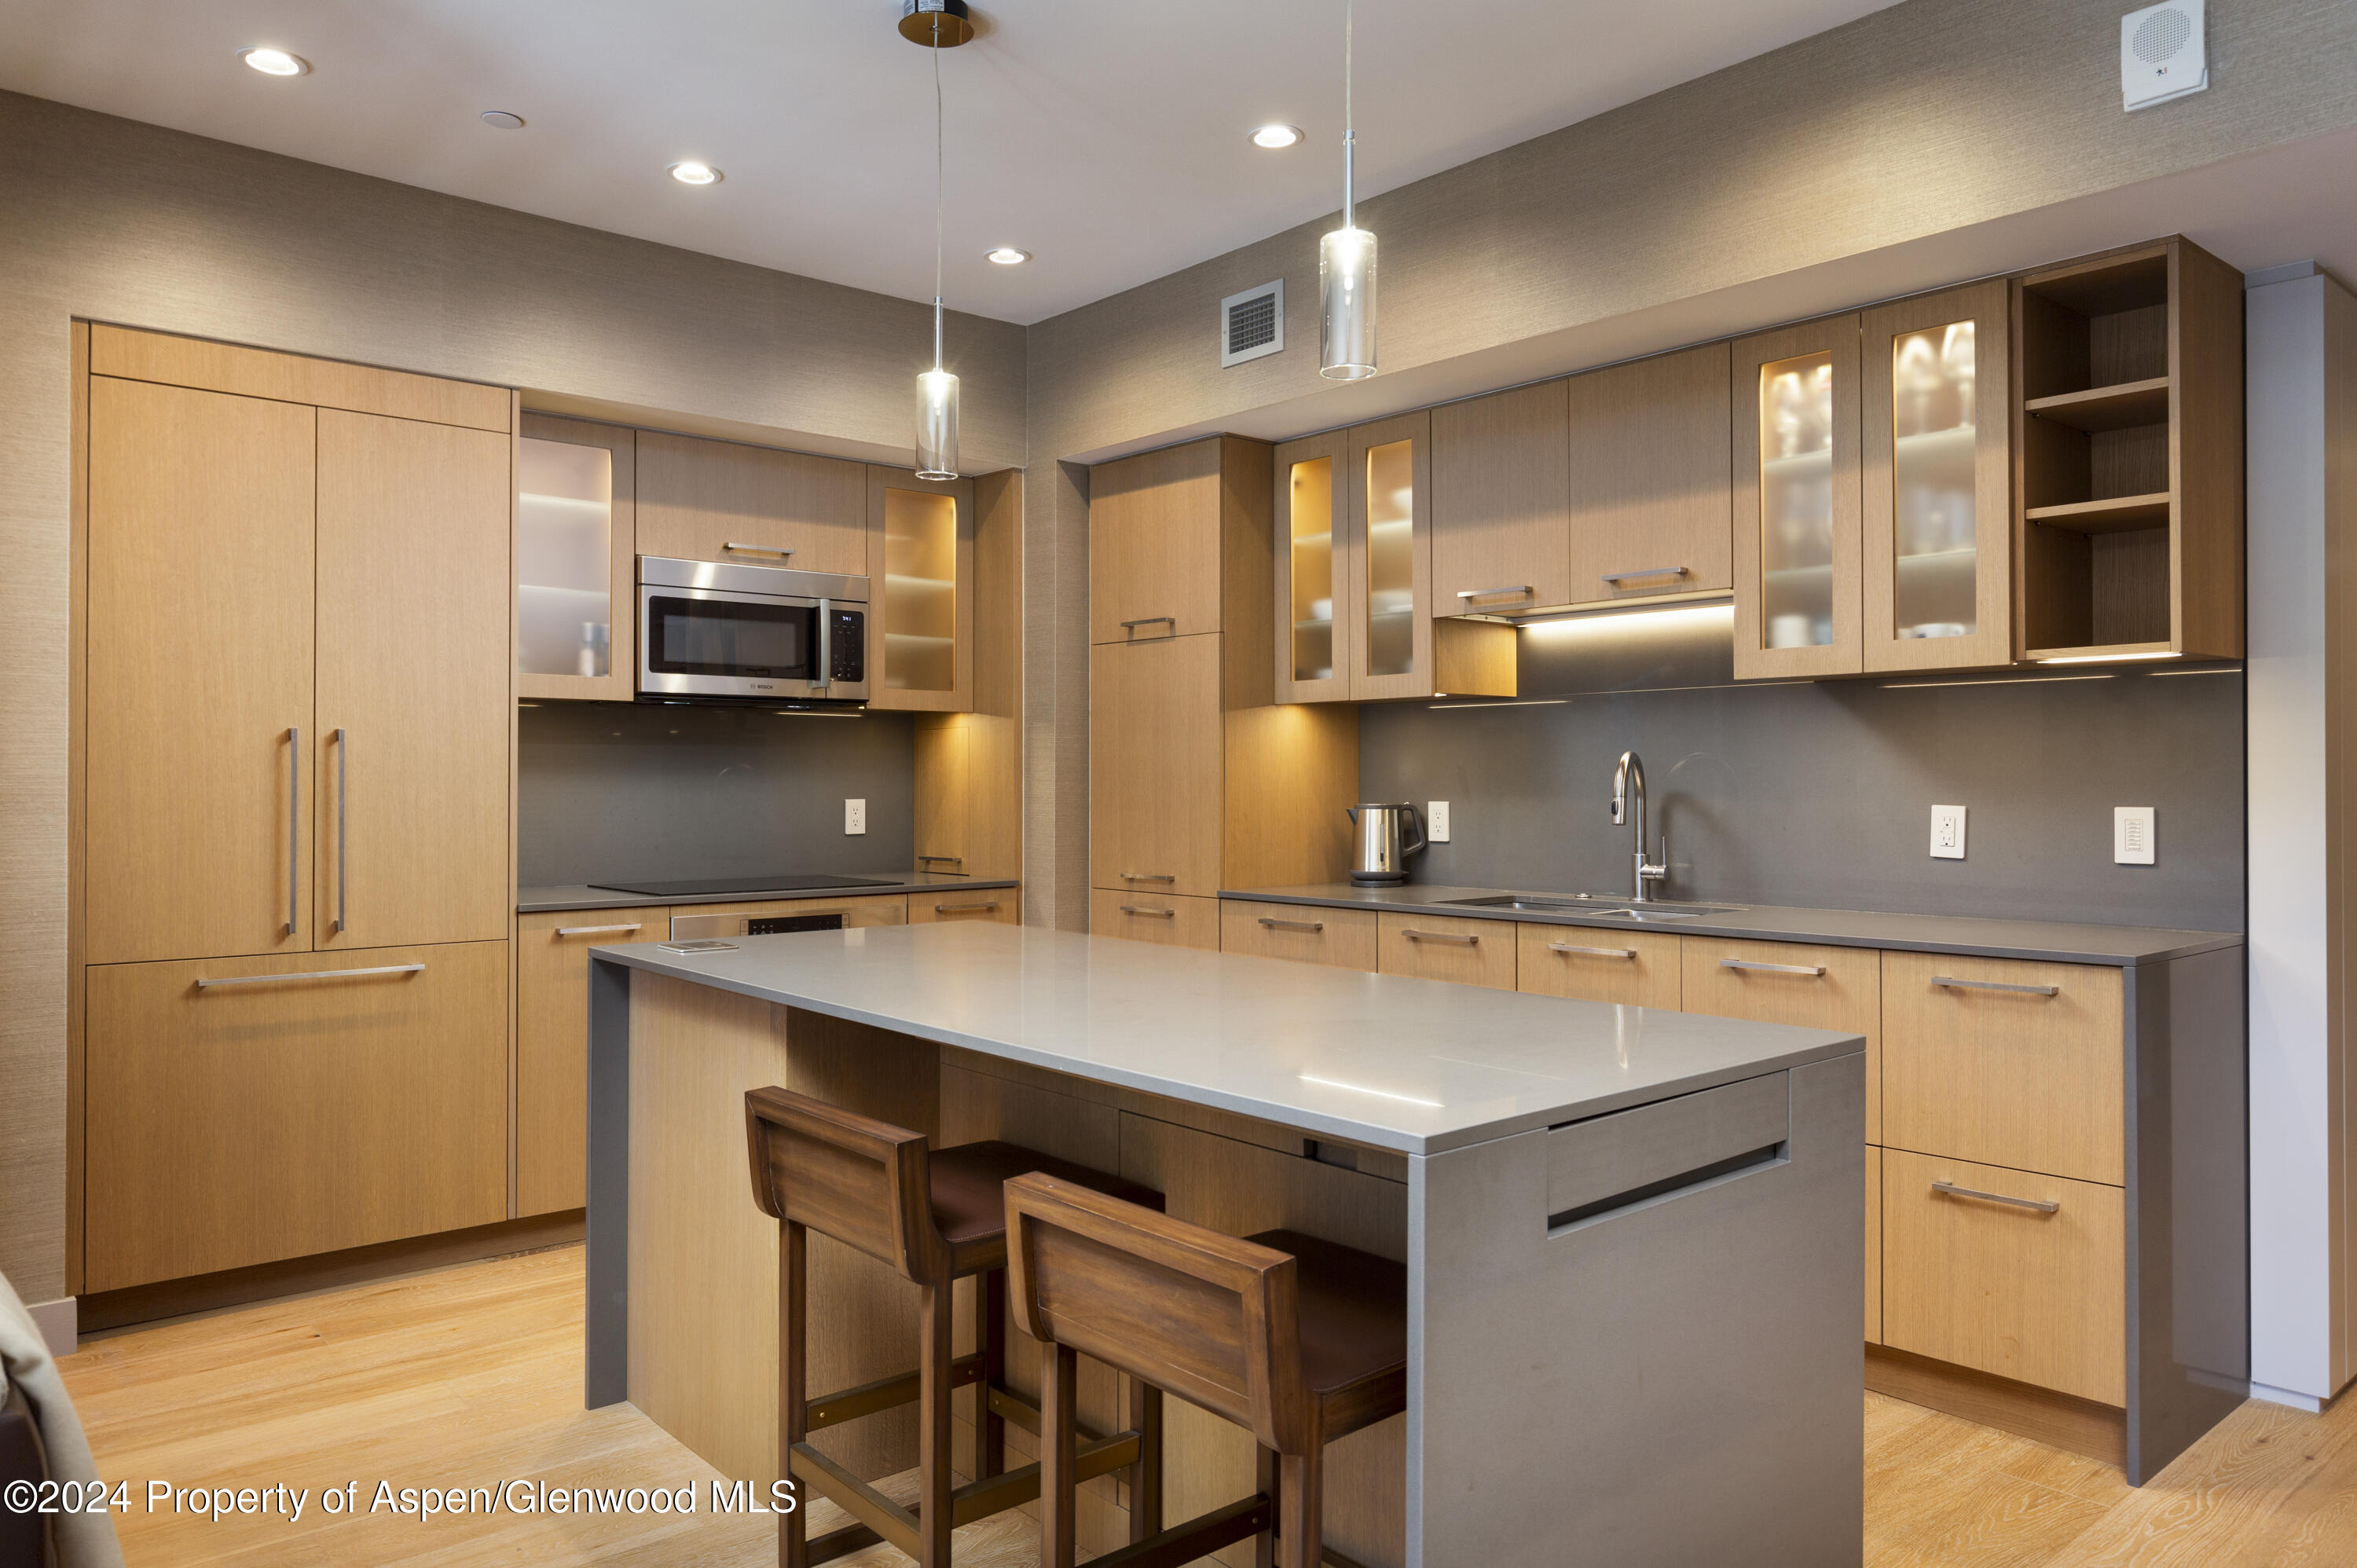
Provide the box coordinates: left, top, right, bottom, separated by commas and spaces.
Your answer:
1441, 894, 1744, 921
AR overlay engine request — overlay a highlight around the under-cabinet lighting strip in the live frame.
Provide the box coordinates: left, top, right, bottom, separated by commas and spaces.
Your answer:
1879, 674, 2113, 689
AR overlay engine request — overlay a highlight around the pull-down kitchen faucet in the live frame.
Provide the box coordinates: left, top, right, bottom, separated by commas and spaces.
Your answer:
1611, 750, 1670, 903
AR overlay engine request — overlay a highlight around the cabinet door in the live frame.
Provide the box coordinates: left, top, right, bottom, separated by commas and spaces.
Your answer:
316, 410, 512, 949
1345, 411, 1436, 701
910, 890, 1021, 925
1732, 316, 1864, 680
1865, 1145, 1883, 1345
913, 714, 970, 874
1274, 430, 1352, 703
518, 414, 636, 702
1863, 281, 2014, 672
1682, 936, 1881, 1144
1091, 438, 1225, 644
1377, 912, 1516, 990
1091, 889, 1221, 950
1220, 899, 1378, 970
867, 467, 975, 711
518, 909, 665, 1215
86, 377, 316, 965
1565, 343, 1733, 607
635, 430, 867, 577
1516, 925, 1681, 1007
85, 940, 509, 1291
1431, 379, 1571, 614
1090, 636, 1223, 896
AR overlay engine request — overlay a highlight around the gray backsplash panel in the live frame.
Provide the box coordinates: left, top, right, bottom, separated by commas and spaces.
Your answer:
519, 701, 915, 888
1358, 610, 2245, 931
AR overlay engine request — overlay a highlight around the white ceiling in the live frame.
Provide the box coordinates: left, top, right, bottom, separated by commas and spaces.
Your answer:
0, 0, 1904, 324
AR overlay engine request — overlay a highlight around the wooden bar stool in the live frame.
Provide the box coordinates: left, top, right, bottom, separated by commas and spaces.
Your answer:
1004, 1171, 1408, 1568
744, 1087, 1166, 1568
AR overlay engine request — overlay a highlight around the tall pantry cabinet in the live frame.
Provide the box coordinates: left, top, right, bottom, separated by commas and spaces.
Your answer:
75, 325, 514, 1296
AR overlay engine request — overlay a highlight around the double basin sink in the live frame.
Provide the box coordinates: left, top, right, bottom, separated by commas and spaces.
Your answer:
1441, 893, 1745, 924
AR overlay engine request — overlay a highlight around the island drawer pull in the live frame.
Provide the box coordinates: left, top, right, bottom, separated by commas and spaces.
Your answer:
1600, 566, 1689, 585
1719, 958, 1825, 976
556, 923, 644, 937
1119, 616, 1178, 633
197, 963, 426, 989
934, 902, 1001, 914
1118, 904, 1177, 918
724, 541, 794, 557
1550, 943, 1637, 960
1119, 871, 1177, 883
1402, 929, 1479, 946
1930, 1180, 2059, 1214
1259, 917, 1326, 934
1930, 976, 2060, 997
1454, 584, 1532, 602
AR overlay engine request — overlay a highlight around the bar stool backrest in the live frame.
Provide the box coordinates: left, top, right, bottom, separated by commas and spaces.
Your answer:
1004, 1171, 1310, 1454
745, 1086, 948, 1284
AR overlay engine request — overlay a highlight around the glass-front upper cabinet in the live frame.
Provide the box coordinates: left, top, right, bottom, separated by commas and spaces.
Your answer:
866, 466, 973, 712
517, 415, 636, 702
1732, 316, 1862, 680
1861, 280, 2012, 672
1273, 430, 1351, 702
1341, 410, 1514, 702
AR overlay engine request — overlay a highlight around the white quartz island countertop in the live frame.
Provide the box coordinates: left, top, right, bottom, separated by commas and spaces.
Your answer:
588, 920, 1862, 1156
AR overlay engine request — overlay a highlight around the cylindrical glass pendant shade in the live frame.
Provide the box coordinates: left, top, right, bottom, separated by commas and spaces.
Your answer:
915, 368, 959, 479
1318, 225, 1377, 380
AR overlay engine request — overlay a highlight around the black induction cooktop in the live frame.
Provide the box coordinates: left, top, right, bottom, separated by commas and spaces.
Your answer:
588, 874, 900, 898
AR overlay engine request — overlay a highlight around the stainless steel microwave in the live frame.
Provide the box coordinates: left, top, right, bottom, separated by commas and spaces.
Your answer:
636, 555, 869, 704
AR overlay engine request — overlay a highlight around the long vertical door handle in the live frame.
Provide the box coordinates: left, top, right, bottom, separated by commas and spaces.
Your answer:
335, 727, 349, 933
286, 727, 300, 935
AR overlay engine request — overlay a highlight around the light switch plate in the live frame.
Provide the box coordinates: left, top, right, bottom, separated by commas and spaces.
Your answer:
2114, 805, 2155, 864
845, 798, 867, 835
1428, 802, 1451, 843
1930, 804, 1967, 860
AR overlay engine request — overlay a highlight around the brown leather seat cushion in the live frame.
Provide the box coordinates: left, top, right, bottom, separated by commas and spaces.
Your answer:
1247, 1229, 1409, 1395
929, 1141, 1166, 1247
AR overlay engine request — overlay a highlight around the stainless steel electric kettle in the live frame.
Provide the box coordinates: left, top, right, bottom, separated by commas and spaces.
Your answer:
1346, 803, 1426, 886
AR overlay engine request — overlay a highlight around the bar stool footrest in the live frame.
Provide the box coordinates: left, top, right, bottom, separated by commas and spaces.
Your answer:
805, 1521, 884, 1566
1087, 1495, 1273, 1568
789, 1427, 1142, 1547
805, 1353, 991, 1431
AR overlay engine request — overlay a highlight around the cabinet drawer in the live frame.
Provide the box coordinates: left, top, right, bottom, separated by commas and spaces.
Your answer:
665, 895, 907, 935
1517, 925, 1681, 1007
518, 908, 665, 1216
909, 890, 1021, 925
1681, 936, 1881, 1144
1882, 951, 2123, 1186
1882, 1148, 2124, 1405
1221, 900, 1377, 970
1092, 889, 1219, 951
1377, 913, 1516, 990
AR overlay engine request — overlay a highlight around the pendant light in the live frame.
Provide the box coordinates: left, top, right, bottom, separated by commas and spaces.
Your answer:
1319, 0, 1376, 380
906, 1, 968, 478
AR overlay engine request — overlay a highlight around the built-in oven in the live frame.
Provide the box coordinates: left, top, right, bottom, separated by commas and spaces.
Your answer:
636, 555, 868, 704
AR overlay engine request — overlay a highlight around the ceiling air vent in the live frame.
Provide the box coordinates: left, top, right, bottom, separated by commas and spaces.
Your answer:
1220, 280, 1285, 368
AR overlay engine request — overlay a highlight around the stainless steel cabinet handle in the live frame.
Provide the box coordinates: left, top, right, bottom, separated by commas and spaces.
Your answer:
555, 924, 644, 937
1930, 976, 2060, 997
934, 902, 1001, 914
1551, 943, 1637, 959
1259, 917, 1325, 934
724, 542, 793, 557
285, 726, 300, 935
1719, 958, 1827, 976
1454, 585, 1532, 602
1120, 871, 1177, 884
1403, 929, 1479, 946
1930, 1180, 2060, 1214
1119, 616, 1178, 634
918, 854, 965, 867
197, 963, 427, 990
333, 727, 349, 933
1118, 904, 1177, 918
1600, 566, 1690, 585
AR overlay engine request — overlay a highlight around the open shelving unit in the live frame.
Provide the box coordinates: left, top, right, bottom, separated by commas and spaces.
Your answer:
2012, 238, 2244, 662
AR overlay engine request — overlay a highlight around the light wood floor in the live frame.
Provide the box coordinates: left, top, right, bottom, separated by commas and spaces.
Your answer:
57, 1244, 2357, 1566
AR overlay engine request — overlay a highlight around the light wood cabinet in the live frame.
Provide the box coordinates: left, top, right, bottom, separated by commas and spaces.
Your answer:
907, 891, 1021, 925
1090, 889, 1220, 951
867, 467, 975, 712
314, 410, 513, 950
1090, 439, 1230, 643
1516, 925, 1681, 1007
1732, 315, 1864, 680
1091, 635, 1225, 898
517, 909, 665, 1216
1431, 379, 1571, 614
913, 716, 971, 874
85, 377, 317, 965
517, 414, 636, 702
84, 941, 510, 1291
1342, 411, 1516, 702
1273, 430, 1352, 704
1881, 1147, 2126, 1405
1681, 936, 1881, 1144
1564, 343, 1734, 608
634, 430, 867, 577
1377, 911, 1516, 990
1865, 1145, 1883, 1345
1219, 899, 1378, 970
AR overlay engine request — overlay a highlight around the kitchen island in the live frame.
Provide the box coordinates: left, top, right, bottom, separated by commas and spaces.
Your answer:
585, 921, 1867, 1567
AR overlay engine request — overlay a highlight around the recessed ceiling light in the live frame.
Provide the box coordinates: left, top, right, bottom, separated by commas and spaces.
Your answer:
984, 247, 1030, 266
667, 161, 722, 185
237, 46, 310, 77
479, 110, 526, 130
1250, 123, 1303, 149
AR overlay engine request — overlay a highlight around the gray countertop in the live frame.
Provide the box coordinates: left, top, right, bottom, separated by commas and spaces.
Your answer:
588, 921, 1860, 1156
1220, 882, 2240, 967
519, 872, 1018, 914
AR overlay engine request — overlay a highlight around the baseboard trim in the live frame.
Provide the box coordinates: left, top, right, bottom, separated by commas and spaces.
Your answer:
25, 1297, 78, 1358
2249, 1380, 2326, 1413
78, 1211, 585, 1335
1866, 1343, 2128, 1467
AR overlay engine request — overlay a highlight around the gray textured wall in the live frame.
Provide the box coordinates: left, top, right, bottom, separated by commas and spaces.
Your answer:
517, 703, 915, 890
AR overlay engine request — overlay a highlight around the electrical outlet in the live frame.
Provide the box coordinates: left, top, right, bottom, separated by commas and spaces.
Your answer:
1428, 802, 1451, 843
845, 798, 867, 835
1930, 804, 1967, 860
2114, 806, 2155, 865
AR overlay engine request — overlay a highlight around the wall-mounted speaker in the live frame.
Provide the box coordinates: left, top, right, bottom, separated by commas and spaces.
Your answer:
2121, 0, 2207, 112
